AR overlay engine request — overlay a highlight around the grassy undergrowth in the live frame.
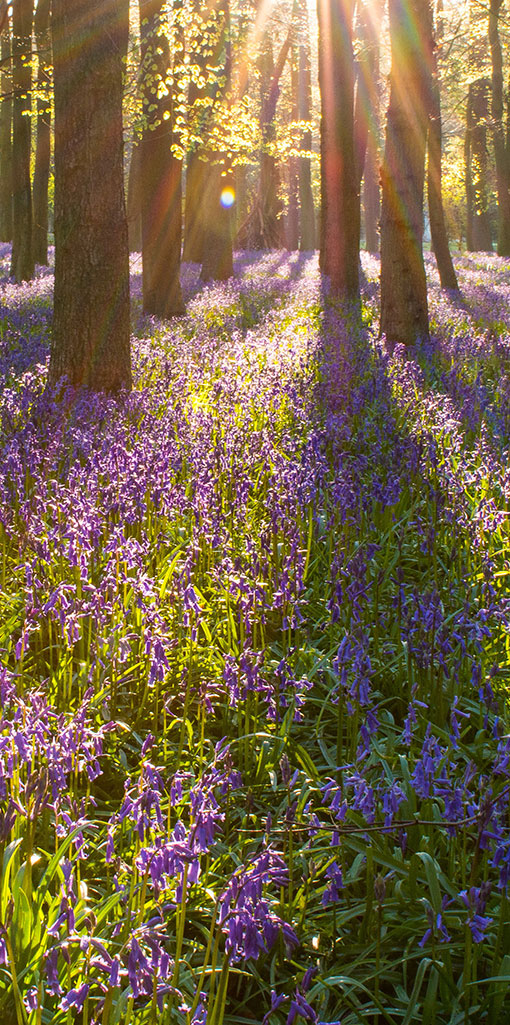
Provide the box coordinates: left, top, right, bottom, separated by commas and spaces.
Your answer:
0, 245, 510, 1024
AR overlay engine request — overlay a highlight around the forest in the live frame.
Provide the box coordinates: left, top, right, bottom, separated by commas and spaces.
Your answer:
1, 0, 510, 1022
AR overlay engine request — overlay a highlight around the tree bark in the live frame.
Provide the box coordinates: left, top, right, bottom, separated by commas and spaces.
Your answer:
10, 0, 34, 282
32, 0, 51, 265
49, 0, 131, 392
317, 0, 359, 298
426, 1, 458, 289
380, 0, 430, 348
465, 79, 493, 252
489, 0, 510, 256
139, 0, 184, 316
298, 0, 315, 250
0, 7, 12, 242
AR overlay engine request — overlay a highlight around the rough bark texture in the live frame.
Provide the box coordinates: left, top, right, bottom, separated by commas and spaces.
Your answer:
426, 2, 458, 289
489, 0, 510, 256
32, 0, 51, 265
49, 0, 131, 392
465, 79, 493, 252
298, 0, 315, 250
318, 0, 359, 298
380, 0, 430, 348
0, 11, 12, 242
10, 0, 34, 282
139, 0, 184, 316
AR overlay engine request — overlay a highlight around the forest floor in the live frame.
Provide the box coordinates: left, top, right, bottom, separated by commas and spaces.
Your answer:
1, 244, 510, 1024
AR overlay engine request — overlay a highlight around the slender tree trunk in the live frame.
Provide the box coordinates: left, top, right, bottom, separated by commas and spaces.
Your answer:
183, 149, 205, 261
426, 2, 458, 289
354, 0, 381, 253
317, 0, 359, 297
286, 38, 299, 250
200, 164, 234, 280
183, 0, 208, 262
127, 141, 142, 253
139, 0, 184, 316
380, 0, 430, 348
0, 9, 12, 242
183, 59, 207, 263
298, 0, 315, 250
239, 20, 294, 249
32, 0, 51, 265
200, 0, 234, 280
489, 0, 510, 256
50, 0, 131, 392
10, 0, 34, 282
465, 79, 493, 252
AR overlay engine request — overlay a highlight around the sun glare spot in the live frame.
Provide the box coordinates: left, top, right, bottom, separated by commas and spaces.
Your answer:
220, 187, 236, 209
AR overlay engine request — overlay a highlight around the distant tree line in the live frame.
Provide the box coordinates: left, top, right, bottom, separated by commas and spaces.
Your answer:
0, 0, 509, 388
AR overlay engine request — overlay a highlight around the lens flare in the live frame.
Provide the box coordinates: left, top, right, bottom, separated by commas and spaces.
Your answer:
220, 187, 236, 209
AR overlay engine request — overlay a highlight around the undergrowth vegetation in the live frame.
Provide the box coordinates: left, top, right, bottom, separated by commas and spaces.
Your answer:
0, 242, 510, 1024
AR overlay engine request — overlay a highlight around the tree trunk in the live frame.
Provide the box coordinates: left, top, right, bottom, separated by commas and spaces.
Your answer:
298, 0, 315, 250
286, 38, 299, 250
465, 79, 493, 252
183, 62, 206, 263
0, 9, 12, 242
139, 0, 184, 316
127, 140, 142, 253
317, 0, 359, 297
200, 0, 234, 280
49, 0, 131, 392
32, 0, 51, 265
489, 0, 510, 256
200, 164, 234, 281
10, 0, 34, 282
426, 2, 458, 289
354, 0, 381, 253
380, 0, 430, 348
239, 28, 290, 249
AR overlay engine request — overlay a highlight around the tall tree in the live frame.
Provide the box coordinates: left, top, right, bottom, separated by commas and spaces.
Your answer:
49, 0, 131, 392
200, 0, 234, 281
465, 78, 493, 252
238, 22, 293, 250
317, 0, 359, 298
297, 0, 315, 250
354, 0, 382, 254
139, 0, 184, 316
10, 0, 34, 282
183, 0, 208, 263
426, 0, 458, 289
0, 3, 12, 242
489, 0, 510, 256
380, 0, 430, 347
126, 140, 142, 253
286, 35, 300, 250
32, 0, 51, 266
